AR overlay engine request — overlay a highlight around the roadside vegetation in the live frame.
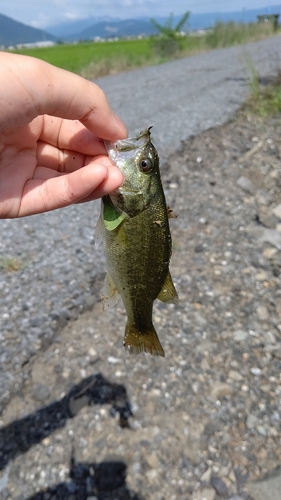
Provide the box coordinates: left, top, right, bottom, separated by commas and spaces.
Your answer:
150, 11, 190, 56
244, 64, 281, 118
205, 19, 276, 48
10, 17, 281, 81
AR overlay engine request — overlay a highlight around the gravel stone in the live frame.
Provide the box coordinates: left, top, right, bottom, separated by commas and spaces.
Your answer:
246, 414, 258, 430
236, 176, 255, 194
69, 395, 90, 416
0, 467, 9, 493
201, 467, 212, 483
256, 305, 269, 321
258, 228, 281, 249
210, 475, 229, 496
264, 344, 281, 359
262, 247, 278, 259
32, 383, 51, 402
196, 487, 216, 500
210, 383, 233, 400
255, 189, 273, 206
233, 329, 248, 342
272, 204, 281, 219
247, 469, 281, 500
228, 370, 244, 381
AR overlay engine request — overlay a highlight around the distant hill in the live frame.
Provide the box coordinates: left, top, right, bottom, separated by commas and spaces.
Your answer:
63, 19, 158, 41
47, 16, 122, 37
0, 13, 56, 46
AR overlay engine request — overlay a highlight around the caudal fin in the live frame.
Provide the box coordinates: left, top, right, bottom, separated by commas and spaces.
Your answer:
123, 322, 165, 357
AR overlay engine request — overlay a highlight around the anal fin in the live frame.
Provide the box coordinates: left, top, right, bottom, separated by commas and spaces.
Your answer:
102, 273, 121, 310
157, 271, 179, 304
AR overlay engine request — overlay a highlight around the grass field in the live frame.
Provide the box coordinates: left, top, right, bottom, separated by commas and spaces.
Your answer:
12, 38, 154, 78
11, 21, 281, 80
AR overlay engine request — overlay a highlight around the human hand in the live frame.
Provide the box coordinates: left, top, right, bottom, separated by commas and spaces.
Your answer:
0, 52, 127, 218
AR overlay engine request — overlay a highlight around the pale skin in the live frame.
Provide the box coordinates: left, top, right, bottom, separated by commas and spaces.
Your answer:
0, 51, 128, 218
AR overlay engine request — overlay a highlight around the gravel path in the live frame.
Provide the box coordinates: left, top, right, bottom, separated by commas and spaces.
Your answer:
97, 34, 281, 158
1, 36, 281, 499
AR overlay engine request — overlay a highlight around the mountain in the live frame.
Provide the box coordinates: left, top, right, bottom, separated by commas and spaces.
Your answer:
47, 16, 121, 37
63, 19, 158, 41
46, 5, 281, 41
0, 13, 56, 46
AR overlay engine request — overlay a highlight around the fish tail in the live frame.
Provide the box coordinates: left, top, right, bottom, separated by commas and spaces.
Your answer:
123, 322, 165, 357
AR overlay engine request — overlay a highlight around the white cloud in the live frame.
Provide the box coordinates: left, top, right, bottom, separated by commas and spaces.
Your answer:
29, 13, 53, 29
65, 12, 82, 19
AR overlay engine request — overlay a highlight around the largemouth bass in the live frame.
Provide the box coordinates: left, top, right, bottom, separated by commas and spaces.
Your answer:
96, 128, 178, 357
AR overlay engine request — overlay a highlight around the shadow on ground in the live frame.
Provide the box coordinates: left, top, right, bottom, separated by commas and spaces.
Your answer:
26, 457, 142, 500
0, 373, 132, 471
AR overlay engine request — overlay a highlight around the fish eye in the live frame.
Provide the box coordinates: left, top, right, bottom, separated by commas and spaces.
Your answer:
139, 158, 152, 173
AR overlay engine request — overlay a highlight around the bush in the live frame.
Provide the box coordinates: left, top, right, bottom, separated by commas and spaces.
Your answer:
206, 21, 275, 49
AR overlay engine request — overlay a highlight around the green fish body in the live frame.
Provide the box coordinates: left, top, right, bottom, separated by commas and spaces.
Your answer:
97, 128, 178, 357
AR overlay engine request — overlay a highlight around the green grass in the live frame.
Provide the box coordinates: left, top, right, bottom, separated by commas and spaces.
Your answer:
244, 69, 281, 117
241, 50, 281, 118
12, 38, 153, 76
205, 20, 276, 48
0, 256, 22, 272
10, 21, 281, 80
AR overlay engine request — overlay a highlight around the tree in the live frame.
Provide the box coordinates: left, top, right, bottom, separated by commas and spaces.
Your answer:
151, 11, 190, 38
150, 11, 190, 56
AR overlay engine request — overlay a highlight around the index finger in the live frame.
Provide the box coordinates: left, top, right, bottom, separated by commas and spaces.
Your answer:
0, 52, 128, 141
40, 68, 127, 141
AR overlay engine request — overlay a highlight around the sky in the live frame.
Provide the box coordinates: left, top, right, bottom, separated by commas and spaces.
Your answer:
0, 0, 280, 29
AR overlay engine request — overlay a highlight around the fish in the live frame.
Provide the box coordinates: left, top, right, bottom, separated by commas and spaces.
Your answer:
96, 127, 178, 357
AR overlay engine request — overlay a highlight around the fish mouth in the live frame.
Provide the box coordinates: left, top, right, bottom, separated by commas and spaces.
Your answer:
115, 127, 152, 152
105, 127, 152, 162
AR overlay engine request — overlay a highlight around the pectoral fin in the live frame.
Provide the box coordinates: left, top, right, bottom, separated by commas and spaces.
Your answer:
157, 271, 179, 304
167, 206, 177, 219
102, 273, 121, 309
103, 196, 126, 231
